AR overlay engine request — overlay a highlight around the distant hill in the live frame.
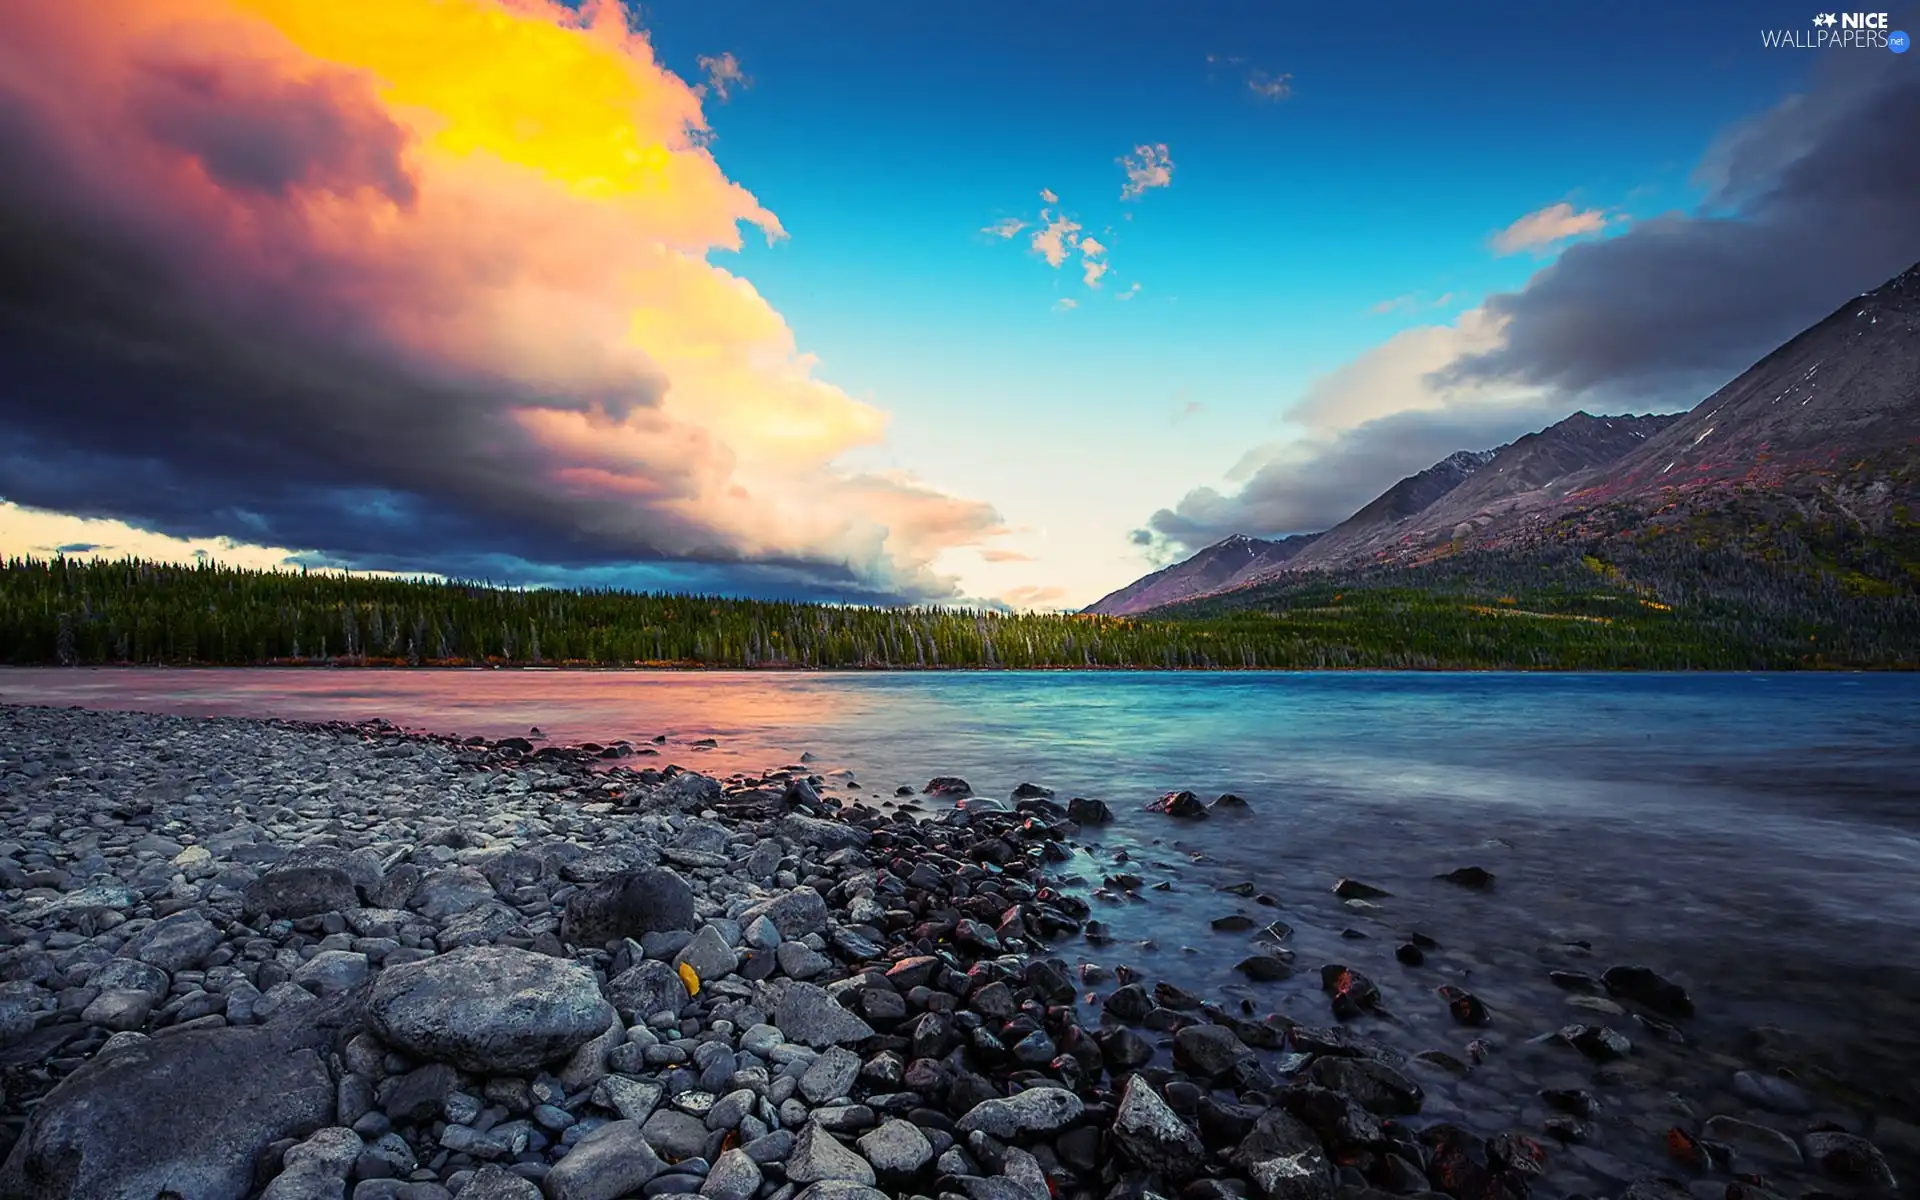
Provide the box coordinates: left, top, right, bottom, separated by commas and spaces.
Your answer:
1097, 259, 1920, 614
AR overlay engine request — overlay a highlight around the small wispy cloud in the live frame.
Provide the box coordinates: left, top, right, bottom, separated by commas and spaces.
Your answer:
981, 217, 1027, 239
1247, 70, 1293, 100
1040, 187, 1058, 204
1054, 298, 1078, 311
1118, 143, 1174, 200
694, 52, 750, 102
1370, 291, 1462, 315
1489, 202, 1612, 255
979, 547, 1034, 563
1172, 399, 1205, 423
1116, 282, 1141, 301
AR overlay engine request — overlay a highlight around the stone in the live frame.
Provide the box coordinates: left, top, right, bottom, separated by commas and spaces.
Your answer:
245, 866, 359, 919
1601, 965, 1694, 1018
786, 1123, 876, 1186
383, 1063, 460, 1125
82, 988, 155, 1031
699, 1149, 762, 1200
0, 1022, 334, 1200
607, 960, 690, 1023
790, 1187, 889, 1200
856, 1119, 932, 1177
800, 1046, 862, 1104
261, 1126, 362, 1200
1305, 1058, 1423, 1116
367, 945, 616, 1073
640, 1110, 711, 1161
740, 888, 829, 941
593, 1075, 664, 1124
1701, 1116, 1802, 1170
1233, 1108, 1333, 1200
1110, 1075, 1207, 1183
1147, 790, 1208, 818
543, 1119, 666, 1200
410, 867, 497, 922
121, 910, 222, 973
674, 925, 739, 983
1067, 797, 1113, 824
776, 983, 875, 1048
955, 1086, 1085, 1139
1173, 1024, 1254, 1079
1331, 879, 1389, 900
294, 950, 372, 996
1803, 1130, 1897, 1189
561, 868, 696, 948
1436, 866, 1494, 889
777, 942, 832, 980
453, 1165, 543, 1199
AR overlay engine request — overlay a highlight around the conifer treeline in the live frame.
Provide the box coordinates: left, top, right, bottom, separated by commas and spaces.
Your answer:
0, 552, 1912, 671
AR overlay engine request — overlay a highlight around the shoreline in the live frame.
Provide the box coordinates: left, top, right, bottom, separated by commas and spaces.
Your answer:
0, 703, 1908, 1200
0, 662, 1907, 675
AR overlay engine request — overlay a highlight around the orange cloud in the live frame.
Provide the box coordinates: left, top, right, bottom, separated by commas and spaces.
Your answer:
0, 0, 1000, 598
1119, 143, 1173, 200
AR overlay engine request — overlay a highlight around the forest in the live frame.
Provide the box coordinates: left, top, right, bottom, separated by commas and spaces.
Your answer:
0, 538, 1914, 671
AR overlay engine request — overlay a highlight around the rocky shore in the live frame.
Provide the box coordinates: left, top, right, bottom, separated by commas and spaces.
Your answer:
0, 704, 1906, 1200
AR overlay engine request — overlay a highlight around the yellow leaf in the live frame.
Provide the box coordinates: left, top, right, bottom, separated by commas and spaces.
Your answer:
677, 961, 700, 996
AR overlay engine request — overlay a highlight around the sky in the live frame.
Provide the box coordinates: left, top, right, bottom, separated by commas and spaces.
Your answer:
1, 0, 1916, 609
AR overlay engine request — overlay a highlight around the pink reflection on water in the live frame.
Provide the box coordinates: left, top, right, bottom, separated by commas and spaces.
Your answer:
0, 667, 860, 776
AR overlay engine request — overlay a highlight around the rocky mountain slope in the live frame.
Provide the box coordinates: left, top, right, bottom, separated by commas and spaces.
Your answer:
1098, 260, 1920, 613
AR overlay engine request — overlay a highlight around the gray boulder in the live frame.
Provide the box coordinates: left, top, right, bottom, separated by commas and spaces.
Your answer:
542, 1119, 665, 1200
740, 887, 829, 940
955, 1086, 1085, 1139
700, 1148, 762, 1200
455, 1165, 543, 1198
0, 1022, 334, 1200
786, 1122, 876, 1185
260, 1126, 361, 1200
409, 868, 497, 922
367, 946, 615, 1073
673, 925, 738, 982
1110, 1075, 1206, 1182
120, 910, 222, 973
856, 1119, 932, 1177
560, 868, 695, 948
776, 983, 875, 1048
606, 960, 690, 1023
245, 865, 358, 919
1233, 1108, 1333, 1200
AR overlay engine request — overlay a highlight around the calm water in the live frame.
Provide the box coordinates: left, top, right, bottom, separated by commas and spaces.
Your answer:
5, 668, 1919, 1189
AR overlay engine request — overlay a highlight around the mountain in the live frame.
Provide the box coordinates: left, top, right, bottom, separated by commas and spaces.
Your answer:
1285, 410, 1683, 569
1096, 259, 1920, 613
1083, 532, 1319, 616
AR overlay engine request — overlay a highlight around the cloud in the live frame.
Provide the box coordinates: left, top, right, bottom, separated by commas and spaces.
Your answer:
1029, 210, 1082, 267
694, 52, 749, 102
0, 0, 1003, 603
1077, 236, 1108, 287
1488, 201, 1611, 255
1054, 298, 1077, 311
1117, 282, 1141, 301
1138, 59, 1920, 558
1172, 399, 1204, 423
1445, 58, 1920, 402
999, 584, 1069, 611
1247, 71, 1292, 101
981, 216, 1027, 238
1370, 292, 1457, 315
1119, 143, 1173, 200
1040, 187, 1058, 204
978, 547, 1032, 563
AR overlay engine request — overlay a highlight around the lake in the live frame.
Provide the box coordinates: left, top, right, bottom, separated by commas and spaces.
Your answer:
5, 667, 1919, 1189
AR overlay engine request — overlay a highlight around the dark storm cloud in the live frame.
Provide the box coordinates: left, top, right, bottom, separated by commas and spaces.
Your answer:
1439, 61, 1920, 401
1143, 402, 1572, 550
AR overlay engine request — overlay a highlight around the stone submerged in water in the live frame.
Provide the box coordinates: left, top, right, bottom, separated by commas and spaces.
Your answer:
1332, 878, 1390, 900
1436, 865, 1495, 889
1146, 790, 1209, 818
367, 945, 616, 1073
1602, 963, 1695, 1018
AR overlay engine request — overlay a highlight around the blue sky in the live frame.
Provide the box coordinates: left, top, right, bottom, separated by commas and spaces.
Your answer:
632, 0, 1839, 603
3, 0, 1911, 608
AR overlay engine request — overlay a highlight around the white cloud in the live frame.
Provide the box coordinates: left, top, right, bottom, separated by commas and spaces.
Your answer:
1054, 298, 1078, 311
981, 217, 1027, 239
1489, 201, 1611, 255
1029, 210, 1082, 267
1040, 187, 1058, 203
1118, 143, 1173, 200
1248, 70, 1292, 100
1117, 282, 1141, 300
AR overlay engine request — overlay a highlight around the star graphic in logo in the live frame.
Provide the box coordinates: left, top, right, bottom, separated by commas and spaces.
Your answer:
1812, 12, 1837, 26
